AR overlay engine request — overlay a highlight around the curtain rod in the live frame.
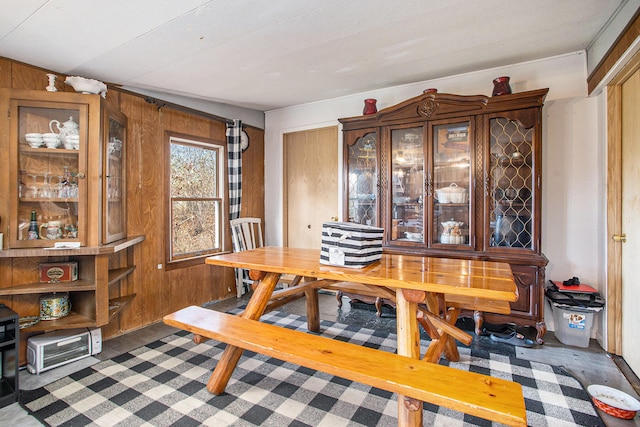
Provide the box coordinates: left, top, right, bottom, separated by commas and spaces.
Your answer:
111, 85, 258, 129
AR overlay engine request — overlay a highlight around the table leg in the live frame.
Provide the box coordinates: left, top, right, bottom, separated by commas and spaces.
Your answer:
423, 293, 461, 363
206, 271, 281, 394
305, 283, 320, 332
396, 289, 423, 427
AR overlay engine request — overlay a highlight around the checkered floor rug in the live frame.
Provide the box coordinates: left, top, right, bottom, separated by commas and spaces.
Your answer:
21, 310, 604, 426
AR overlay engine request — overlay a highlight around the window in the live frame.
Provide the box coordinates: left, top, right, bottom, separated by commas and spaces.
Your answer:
166, 132, 225, 266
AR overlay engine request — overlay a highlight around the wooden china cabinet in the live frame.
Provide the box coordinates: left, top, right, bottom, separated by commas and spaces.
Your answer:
339, 89, 549, 343
0, 89, 143, 357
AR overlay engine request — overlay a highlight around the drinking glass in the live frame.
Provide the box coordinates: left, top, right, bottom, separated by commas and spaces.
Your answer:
56, 176, 68, 198
27, 173, 39, 198
42, 173, 55, 198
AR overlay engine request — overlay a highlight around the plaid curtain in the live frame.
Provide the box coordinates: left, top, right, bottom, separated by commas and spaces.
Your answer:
227, 120, 242, 220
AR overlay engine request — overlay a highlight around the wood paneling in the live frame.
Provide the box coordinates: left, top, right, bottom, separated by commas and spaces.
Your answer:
0, 56, 264, 339
587, 9, 640, 94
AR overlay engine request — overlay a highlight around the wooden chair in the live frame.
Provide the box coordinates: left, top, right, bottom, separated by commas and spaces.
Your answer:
230, 217, 301, 298
230, 218, 264, 297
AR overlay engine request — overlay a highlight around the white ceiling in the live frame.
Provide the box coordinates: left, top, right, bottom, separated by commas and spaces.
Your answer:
0, 0, 628, 111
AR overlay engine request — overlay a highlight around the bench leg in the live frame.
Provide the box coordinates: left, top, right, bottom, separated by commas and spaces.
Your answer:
396, 290, 424, 427
206, 271, 281, 394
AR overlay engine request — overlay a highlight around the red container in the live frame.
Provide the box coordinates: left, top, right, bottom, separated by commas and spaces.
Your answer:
39, 262, 78, 283
588, 384, 640, 419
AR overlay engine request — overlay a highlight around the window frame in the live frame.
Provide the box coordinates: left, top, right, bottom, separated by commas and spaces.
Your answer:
165, 131, 227, 270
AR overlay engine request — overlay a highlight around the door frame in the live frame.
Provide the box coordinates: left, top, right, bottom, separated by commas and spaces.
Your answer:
606, 50, 640, 354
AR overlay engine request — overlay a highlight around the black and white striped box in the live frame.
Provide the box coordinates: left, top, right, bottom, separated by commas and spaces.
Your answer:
320, 222, 383, 268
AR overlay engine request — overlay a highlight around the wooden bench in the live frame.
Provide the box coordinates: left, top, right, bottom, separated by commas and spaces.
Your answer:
164, 306, 527, 427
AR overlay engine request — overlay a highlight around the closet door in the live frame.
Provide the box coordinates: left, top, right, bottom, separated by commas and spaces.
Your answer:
284, 126, 338, 249
620, 68, 640, 376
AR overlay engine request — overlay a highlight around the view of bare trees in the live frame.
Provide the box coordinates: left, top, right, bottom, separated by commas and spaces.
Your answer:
170, 139, 222, 259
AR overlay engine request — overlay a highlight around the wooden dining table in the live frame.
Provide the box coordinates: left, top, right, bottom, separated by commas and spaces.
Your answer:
204, 246, 519, 426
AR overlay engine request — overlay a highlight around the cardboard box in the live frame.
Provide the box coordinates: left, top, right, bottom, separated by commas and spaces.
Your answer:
39, 262, 78, 283
320, 222, 383, 268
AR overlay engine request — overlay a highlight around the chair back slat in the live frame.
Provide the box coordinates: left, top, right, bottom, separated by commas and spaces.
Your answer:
230, 217, 263, 253
230, 218, 264, 297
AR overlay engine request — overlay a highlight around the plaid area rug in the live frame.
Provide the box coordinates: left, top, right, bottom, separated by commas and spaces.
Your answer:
21, 310, 604, 427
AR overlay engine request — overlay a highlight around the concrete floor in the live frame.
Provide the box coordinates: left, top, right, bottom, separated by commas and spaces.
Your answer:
3, 292, 640, 426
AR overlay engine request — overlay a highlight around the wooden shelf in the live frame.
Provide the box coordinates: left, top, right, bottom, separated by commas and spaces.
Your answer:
19, 197, 78, 203
108, 294, 136, 320
0, 235, 145, 258
497, 156, 527, 167
19, 310, 96, 333
395, 202, 422, 206
19, 146, 79, 154
0, 280, 95, 296
108, 266, 136, 286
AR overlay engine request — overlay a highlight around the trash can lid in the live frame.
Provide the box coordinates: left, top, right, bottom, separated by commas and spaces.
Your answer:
545, 287, 605, 309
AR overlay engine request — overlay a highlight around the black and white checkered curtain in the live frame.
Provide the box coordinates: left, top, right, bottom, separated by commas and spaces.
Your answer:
227, 120, 242, 220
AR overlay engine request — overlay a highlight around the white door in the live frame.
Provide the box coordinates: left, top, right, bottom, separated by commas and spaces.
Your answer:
621, 67, 640, 375
283, 127, 339, 249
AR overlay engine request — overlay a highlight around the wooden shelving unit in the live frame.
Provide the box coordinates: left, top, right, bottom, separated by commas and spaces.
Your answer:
0, 236, 145, 335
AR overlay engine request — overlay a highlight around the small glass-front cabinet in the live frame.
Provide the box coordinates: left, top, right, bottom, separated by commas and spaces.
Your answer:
2, 88, 127, 249
103, 109, 127, 243
7, 95, 91, 248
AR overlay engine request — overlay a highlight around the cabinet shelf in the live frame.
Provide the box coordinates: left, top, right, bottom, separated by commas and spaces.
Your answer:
19, 197, 78, 203
496, 156, 527, 167
0, 331, 16, 347
108, 294, 136, 320
0, 235, 145, 258
19, 146, 79, 155
108, 266, 136, 286
19, 310, 96, 333
495, 201, 531, 209
0, 280, 95, 296
435, 203, 468, 207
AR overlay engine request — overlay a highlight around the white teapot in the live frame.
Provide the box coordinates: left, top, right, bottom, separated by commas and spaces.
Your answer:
440, 219, 465, 244
49, 116, 79, 144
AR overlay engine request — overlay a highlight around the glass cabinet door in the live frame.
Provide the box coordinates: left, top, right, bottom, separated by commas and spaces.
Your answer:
390, 127, 424, 243
103, 109, 127, 243
9, 100, 88, 248
431, 121, 472, 247
488, 116, 534, 249
346, 132, 378, 225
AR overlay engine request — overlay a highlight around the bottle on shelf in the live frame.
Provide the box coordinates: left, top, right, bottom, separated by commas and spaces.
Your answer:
27, 211, 38, 240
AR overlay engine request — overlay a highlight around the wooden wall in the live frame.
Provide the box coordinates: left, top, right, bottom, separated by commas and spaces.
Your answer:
0, 57, 265, 339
